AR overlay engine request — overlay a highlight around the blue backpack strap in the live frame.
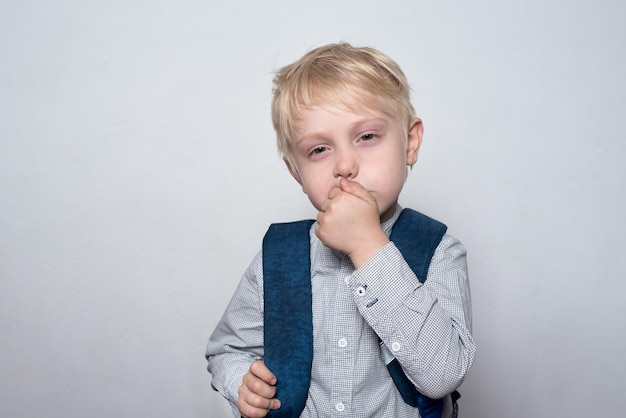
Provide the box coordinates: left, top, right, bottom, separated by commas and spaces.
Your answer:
263, 219, 315, 418
263, 209, 457, 418
391, 208, 447, 284
388, 208, 450, 418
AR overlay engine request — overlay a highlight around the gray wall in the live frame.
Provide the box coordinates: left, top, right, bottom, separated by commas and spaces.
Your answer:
1, 1, 624, 417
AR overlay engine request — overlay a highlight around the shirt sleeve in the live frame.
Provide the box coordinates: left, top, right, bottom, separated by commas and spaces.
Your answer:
348, 234, 476, 399
205, 251, 265, 416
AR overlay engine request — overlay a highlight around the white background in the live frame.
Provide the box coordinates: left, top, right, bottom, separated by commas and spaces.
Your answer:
1, 1, 625, 417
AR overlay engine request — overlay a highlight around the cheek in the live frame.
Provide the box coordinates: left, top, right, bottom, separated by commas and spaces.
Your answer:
372, 155, 406, 183
372, 163, 407, 200
301, 179, 328, 209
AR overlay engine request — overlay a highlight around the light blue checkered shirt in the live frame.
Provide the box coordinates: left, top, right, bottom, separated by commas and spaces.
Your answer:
206, 206, 475, 417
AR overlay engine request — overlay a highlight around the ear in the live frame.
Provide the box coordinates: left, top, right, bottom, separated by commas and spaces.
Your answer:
284, 157, 303, 186
406, 117, 423, 167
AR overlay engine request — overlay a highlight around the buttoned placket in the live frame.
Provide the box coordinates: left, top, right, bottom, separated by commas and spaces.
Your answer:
329, 256, 356, 415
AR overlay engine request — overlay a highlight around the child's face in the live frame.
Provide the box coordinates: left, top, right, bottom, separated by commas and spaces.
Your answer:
286, 104, 423, 221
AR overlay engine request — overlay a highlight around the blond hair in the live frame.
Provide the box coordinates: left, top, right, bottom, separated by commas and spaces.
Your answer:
271, 42, 416, 164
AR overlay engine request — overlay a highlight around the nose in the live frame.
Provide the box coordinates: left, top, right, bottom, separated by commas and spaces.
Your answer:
334, 148, 358, 180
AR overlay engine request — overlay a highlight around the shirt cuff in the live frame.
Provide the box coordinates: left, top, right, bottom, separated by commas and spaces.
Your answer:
348, 241, 436, 325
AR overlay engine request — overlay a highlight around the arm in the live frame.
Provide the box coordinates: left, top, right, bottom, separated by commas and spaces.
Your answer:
206, 252, 280, 417
349, 236, 475, 399
316, 178, 475, 398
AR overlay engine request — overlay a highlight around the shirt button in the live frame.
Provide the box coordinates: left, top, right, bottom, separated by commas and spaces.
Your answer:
344, 275, 351, 284
338, 338, 348, 348
356, 285, 367, 296
335, 402, 345, 412
391, 341, 402, 352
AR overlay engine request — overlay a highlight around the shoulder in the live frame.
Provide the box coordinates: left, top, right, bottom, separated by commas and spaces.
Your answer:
262, 219, 315, 256
263, 219, 315, 240
437, 233, 466, 252
396, 209, 462, 254
395, 208, 447, 231
238, 250, 264, 291
429, 233, 468, 274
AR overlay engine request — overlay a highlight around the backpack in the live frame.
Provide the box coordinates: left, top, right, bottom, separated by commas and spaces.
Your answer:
262, 208, 459, 418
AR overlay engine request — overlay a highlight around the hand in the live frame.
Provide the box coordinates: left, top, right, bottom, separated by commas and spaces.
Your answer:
238, 360, 281, 417
316, 178, 390, 269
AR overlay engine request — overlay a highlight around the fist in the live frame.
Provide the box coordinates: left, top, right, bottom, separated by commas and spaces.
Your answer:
237, 360, 281, 417
316, 178, 389, 268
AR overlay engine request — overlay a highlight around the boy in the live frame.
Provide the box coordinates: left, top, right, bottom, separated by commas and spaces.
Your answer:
206, 42, 475, 418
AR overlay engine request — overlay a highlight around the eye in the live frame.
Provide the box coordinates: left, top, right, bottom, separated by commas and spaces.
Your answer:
309, 146, 328, 156
360, 133, 377, 142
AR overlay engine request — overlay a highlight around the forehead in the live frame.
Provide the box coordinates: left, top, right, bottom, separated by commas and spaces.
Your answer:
292, 92, 388, 125
293, 77, 406, 119
297, 101, 381, 119
291, 103, 397, 141
308, 86, 383, 113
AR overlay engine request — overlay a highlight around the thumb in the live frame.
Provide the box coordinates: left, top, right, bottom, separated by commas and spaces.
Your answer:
339, 178, 375, 203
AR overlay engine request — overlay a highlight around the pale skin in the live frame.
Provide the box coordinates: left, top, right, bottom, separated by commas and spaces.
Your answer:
237, 104, 423, 417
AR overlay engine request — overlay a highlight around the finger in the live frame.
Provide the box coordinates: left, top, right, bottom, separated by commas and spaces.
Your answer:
242, 390, 275, 409
339, 178, 375, 203
238, 382, 280, 415
327, 186, 341, 199
242, 373, 277, 400
320, 188, 341, 213
242, 396, 280, 414
238, 396, 271, 418
249, 360, 277, 385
